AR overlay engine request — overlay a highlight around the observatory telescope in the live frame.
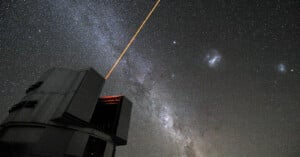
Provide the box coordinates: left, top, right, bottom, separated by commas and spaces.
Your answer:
0, 68, 132, 157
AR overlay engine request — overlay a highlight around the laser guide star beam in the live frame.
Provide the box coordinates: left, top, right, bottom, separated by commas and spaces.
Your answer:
0, 68, 132, 157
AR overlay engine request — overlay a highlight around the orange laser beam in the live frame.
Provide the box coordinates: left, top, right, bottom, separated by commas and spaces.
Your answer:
105, 0, 160, 80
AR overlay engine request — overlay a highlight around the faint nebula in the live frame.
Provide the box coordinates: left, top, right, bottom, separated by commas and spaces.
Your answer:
171, 73, 175, 79
204, 49, 222, 68
277, 63, 287, 73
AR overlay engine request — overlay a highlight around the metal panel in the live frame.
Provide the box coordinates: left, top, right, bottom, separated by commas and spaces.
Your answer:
66, 68, 105, 123
5, 68, 105, 125
31, 126, 74, 157
0, 126, 45, 144
91, 96, 132, 145
5, 93, 74, 124
32, 68, 86, 94
103, 142, 116, 157
115, 97, 132, 145
65, 132, 89, 157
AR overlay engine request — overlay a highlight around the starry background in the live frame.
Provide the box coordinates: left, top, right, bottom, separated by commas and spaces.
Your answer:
0, 0, 299, 157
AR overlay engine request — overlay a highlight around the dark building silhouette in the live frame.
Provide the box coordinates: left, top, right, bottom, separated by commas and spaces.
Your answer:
0, 68, 132, 157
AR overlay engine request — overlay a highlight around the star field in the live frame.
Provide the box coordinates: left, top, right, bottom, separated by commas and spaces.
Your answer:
0, 0, 299, 157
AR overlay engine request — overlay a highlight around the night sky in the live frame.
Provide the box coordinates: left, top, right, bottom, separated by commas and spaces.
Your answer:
0, 0, 299, 157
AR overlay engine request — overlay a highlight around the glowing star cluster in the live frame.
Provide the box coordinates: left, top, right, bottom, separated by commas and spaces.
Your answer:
149, 87, 203, 157
159, 106, 174, 129
277, 63, 287, 73
204, 49, 222, 68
